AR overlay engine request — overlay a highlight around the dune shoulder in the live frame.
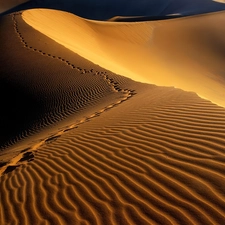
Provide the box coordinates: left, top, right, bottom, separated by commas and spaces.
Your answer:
1, 9, 225, 225
0, 12, 130, 151
22, 9, 225, 107
1, 67, 225, 224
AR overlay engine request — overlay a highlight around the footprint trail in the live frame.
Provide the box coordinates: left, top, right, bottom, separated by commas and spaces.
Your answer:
0, 13, 136, 176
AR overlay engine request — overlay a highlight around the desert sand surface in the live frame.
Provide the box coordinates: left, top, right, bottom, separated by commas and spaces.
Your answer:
23, 9, 225, 107
1, 3, 225, 225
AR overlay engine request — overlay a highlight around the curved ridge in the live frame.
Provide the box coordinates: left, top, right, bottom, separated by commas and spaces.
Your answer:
2, 96, 225, 224
12, 13, 134, 99
1, 10, 225, 225
0, 12, 135, 150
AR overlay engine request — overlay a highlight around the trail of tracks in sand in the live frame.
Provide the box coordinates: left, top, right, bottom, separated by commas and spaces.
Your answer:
0, 13, 135, 175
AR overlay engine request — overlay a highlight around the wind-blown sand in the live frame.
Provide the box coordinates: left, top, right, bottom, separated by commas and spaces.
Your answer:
23, 9, 225, 107
1, 6, 225, 225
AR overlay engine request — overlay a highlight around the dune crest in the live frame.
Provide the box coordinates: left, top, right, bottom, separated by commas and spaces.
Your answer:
22, 9, 225, 107
1, 11, 225, 225
1, 73, 225, 224
0, 12, 135, 149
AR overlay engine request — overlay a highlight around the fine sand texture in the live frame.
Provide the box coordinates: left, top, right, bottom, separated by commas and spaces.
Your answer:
22, 9, 225, 107
0, 12, 127, 149
1, 11, 225, 225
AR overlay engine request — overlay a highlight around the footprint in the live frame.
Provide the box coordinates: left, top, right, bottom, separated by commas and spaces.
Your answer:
20, 147, 31, 153
18, 152, 34, 163
63, 126, 77, 132
3, 165, 20, 174
0, 161, 7, 168
45, 135, 61, 143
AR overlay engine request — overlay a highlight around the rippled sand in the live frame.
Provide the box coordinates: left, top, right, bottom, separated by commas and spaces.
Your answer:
1, 7, 225, 225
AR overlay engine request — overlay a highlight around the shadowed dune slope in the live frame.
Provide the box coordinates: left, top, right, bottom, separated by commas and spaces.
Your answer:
0, 0, 29, 14
1, 10, 225, 225
23, 9, 225, 107
1, 76, 225, 224
0, 13, 128, 149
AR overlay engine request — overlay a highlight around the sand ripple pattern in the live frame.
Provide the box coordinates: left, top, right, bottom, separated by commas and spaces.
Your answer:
0, 13, 135, 148
11, 12, 134, 114
1, 83, 225, 224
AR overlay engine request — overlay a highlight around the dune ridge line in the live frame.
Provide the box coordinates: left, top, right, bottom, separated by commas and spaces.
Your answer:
22, 9, 225, 108
0, 13, 136, 176
1, 9, 225, 225
1, 88, 225, 224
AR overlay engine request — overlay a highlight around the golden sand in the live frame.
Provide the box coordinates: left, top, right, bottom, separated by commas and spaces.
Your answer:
1, 9, 225, 225
23, 9, 225, 107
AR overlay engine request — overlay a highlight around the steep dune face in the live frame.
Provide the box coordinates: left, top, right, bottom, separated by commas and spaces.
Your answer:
1, 8, 225, 225
1, 70, 225, 224
23, 9, 225, 107
0, 13, 126, 148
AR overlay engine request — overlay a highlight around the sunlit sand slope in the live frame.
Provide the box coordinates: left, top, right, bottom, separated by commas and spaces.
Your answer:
23, 9, 225, 107
1, 11, 225, 225
1, 78, 225, 224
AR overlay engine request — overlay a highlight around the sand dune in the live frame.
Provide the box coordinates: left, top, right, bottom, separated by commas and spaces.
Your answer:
1, 4, 225, 225
23, 9, 225, 107
1, 70, 225, 224
0, 13, 131, 149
